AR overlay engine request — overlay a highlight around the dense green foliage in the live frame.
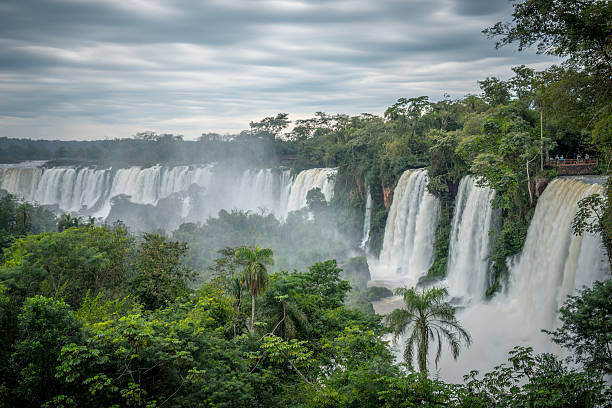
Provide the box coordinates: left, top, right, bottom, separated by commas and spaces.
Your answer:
0, 193, 56, 256
1, 1, 611, 405
545, 280, 612, 374
0, 225, 609, 407
386, 287, 471, 374
460, 346, 611, 407
0, 132, 280, 168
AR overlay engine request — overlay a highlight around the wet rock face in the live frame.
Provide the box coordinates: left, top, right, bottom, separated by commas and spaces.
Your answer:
556, 163, 598, 176
535, 178, 548, 197
382, 185, 392, 209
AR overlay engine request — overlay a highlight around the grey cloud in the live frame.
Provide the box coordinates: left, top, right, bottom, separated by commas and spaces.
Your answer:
0, 0, 558, 140
451, 0, 512, 16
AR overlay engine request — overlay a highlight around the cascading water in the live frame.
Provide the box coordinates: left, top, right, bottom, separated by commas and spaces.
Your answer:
235, 168, 293, 216
438, 177, 610, 382
360, 189, 373, 251
444, 176, 498, 304
0, 165, 113, 213
286, 168, 337, 214
372, 169, 440, 287
0, 162, 335, 227
108, 165, 214, 206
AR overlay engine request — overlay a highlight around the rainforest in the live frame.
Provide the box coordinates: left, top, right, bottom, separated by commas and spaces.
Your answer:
0, 0, 611, 407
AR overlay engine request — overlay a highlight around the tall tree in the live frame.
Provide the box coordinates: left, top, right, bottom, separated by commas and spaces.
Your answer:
484, 0, 612, 165
249, 113, 291, 139
131, 233, 195, 310
484, 0, 612, 77
545, 280, 612, 374
385, 287, 471, 374
235, 245, 274, 333
478, 76, 511, 106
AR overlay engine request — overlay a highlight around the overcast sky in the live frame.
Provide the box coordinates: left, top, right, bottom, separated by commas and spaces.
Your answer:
0, 0, 558, 140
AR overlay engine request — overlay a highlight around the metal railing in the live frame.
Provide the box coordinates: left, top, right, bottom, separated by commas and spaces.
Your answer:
547, 159, 598, 167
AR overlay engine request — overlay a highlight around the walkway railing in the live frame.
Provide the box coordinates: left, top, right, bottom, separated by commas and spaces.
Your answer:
545, 159, 599, 175
547, 159, 598, 167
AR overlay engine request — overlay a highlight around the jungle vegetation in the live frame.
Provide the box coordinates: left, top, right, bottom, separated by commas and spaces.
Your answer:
0, 0, 611, 406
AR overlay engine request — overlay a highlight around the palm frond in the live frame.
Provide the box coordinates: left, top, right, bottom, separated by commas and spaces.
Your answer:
404, 327, 419, 368
386, 285, 471, 374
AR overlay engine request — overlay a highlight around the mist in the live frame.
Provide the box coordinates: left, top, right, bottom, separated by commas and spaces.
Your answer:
0, 138, 373, 306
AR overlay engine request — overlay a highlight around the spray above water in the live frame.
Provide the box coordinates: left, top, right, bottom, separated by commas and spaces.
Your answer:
236, 168, 293, 217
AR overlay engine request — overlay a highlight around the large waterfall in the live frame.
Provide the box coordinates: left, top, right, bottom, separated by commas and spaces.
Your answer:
438, 177, 609, 382
0, 164, 112, 214
372, 169, 440, 287
445, 176, 498, 304
0, 162, 336, 227
368, 173, 608, 381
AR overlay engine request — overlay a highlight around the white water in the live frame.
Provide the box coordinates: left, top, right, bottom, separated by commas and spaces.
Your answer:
438, 177, 610, 382
372, 169, 440, 287
445, 176, 497, 304
0, 163, 334, 225
0, 165, 113, 213
286, 168, 337, 213
360, 188, 373, 251
235, 168, 293, 217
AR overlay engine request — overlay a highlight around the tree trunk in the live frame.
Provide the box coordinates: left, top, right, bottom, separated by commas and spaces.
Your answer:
526, 160, 533, 206
419, 325, 428, 374
540, 104, 544, 171
250, 294, 256, 334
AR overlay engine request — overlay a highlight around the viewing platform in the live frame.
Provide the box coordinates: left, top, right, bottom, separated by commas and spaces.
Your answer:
545, 159, 599, 176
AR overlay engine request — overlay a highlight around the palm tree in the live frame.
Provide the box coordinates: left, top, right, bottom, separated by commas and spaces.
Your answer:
385, 286, 471, 374
264, 292, 310, 340
235, 245, 274, 334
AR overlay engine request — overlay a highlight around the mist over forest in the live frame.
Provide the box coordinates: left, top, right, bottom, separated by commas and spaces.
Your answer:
0, 0, 611, 407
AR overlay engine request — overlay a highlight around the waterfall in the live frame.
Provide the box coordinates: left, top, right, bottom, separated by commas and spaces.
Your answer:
506, 178, 608, 329
286, 168, 337, 214
235, 168, 293, 216
360, 188, 373, 251
438, 177, 610, 382
0, 163, 337, 226
0, 165, 113, 213
0, 164, 44, 202
0, 163, 215, 218
445, 176, 497, 304
372, 169, 440, 286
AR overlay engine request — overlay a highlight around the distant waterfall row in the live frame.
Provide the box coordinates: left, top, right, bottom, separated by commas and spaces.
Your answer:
0, 163, 336, 223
